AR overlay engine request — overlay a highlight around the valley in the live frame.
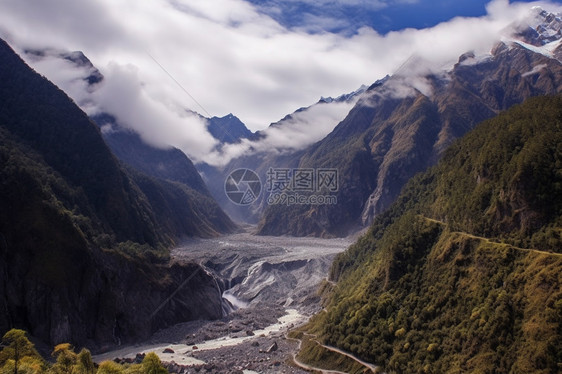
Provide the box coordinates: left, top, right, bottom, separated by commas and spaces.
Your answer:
1, 3, 561, 374
92, 231, 355, 373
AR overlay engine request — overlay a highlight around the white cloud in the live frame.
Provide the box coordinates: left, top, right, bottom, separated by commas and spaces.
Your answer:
25, 52, 98, 110
92, 63, 218, 159
204, 97, 360, 166
0, 0, 561, 165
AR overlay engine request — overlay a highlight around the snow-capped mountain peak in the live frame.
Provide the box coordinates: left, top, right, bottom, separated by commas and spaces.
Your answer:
515, 6, 562, 47
319, 84, 367, 104
457, 6, 562, 70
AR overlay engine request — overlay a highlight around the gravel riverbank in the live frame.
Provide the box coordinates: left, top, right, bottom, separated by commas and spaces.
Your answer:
94, 233, 354, 373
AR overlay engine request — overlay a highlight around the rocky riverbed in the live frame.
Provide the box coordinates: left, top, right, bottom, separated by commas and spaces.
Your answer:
94, 232, 355, 373
173, 232, 354, 310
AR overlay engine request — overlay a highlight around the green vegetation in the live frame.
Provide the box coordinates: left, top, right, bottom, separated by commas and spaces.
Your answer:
0, 329, 43, 374
301, 96, 562, 373
0, 329, 168, 374
424, 96, 562, 251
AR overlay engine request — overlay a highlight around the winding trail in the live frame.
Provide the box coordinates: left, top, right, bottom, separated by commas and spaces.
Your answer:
286, 217, 561, 373
421, 216, 562, 257
288, 332, 377, 374
315, 342, 378, 373
287, 336, 348, 374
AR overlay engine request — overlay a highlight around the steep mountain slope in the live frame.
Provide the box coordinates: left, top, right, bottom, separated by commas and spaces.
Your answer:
0, 39, 228, 348
258, 8, 562, 237
94, 115, 237, 237
21, 48, 237, 238
297, 95, 562, 373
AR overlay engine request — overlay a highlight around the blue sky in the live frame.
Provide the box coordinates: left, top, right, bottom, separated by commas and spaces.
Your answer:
2, 0, 562, 164
246, 0, 558, 34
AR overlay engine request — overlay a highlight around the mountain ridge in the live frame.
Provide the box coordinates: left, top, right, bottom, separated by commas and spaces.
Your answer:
257, 9, 562, 237
0, 38, 230, 349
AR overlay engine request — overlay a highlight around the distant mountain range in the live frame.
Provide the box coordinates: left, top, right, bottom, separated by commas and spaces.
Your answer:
7, 8, 562, 241
162, 7, 562, 238
197, 84, 366, 224
255, 7, 562, 236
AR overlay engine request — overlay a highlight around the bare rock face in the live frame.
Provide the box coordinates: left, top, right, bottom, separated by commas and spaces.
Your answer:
0, 240, 225, 350
258, 33, 562, 237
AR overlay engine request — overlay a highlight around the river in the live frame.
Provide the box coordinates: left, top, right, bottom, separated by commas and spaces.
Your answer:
93, 232, 355, 373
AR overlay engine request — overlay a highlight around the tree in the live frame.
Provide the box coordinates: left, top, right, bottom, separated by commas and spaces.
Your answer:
0, 329, 41, 374
75, 349, 94, 374
0, 356, 43, 374
50, 343, 76, 374
141, 353, 167, 374
96, 361, 124, 374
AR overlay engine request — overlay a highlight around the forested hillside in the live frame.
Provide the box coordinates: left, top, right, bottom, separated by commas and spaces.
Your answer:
298, 95, 562, 373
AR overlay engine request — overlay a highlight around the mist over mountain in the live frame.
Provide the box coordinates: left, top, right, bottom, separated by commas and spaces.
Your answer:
197, 86, 366, 224
25, 50, 238, 237
257, 7, 562, 237
0, 39, 233, 349
13, 42, 366, 228
0, 2, 561, 372
93, 113, 237, 237
9, 5, 562, 241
